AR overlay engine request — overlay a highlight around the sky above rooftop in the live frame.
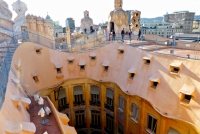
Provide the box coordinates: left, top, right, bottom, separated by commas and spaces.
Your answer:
6, 0, 200, 27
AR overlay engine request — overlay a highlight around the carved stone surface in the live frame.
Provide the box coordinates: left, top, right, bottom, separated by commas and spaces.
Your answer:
131, 10, 141, 32
80, 10, 93, 33
0, 0, 14, 43
12, 0, 27, 33
107, 0, 129, 33
26, 14, 54, 47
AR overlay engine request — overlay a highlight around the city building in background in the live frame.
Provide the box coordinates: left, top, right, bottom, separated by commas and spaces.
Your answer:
66, 18, 75, 33
45, 13, 53, 26
163, 11, 195, 33
46, 13, 63, 34
140, 20, 183, 38
126, 10, 134, 25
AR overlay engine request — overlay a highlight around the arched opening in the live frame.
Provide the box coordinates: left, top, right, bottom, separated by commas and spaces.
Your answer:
110, 22, 115, 32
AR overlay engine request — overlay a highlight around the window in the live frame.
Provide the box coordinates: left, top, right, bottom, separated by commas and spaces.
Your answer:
105, 88, 114, 111
57, 68, 61, 74
57, 88, 68, 111
129, 73, 135, 79
119, 50, 124, 54
58, 97, 67, 110
67, 57, 74, 64
91, 94, 99, 102
169, 63, 181, 75
147, 114, 157, 134
74, 86, 84, 105
68, 60, 73, 64
119, 96, 124, 111
145, 59, 151, 65
184, 94, 191, 103
74, 94, 83, 103
91, 56, 96, 60
75, 110, 85, 128
118, 122, 124, 134
91, 110, 100, 128
151, 82, 158, 89
79, 61, 86, 71
80, 65, 85, 70
90, 85, 100, 106
36, 49, 41, 54
105, 114, 114, 133
33, 76, 39, 83
104, 66, 109, 72
106, 88, 114, 106
173, 67, 179, 73
149, 75, 160, 90
131, 103, 138, 122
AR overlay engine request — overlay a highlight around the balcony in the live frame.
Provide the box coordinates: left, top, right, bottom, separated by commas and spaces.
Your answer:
90, 100, 101, 106
58, 103, 69, 112
104, 127, 114, 134
75, 124, 87, 129
104, 103, 114, 112
73, 100, 85, 106
90, 124, 101, 129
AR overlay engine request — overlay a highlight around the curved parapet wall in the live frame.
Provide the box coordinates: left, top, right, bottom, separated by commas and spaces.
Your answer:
2, 42, 200, 133
0, 0, 14, 42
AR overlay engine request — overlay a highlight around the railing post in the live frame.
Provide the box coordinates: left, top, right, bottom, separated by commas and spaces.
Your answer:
196, 36, 199, 59
156, 29, 158, 52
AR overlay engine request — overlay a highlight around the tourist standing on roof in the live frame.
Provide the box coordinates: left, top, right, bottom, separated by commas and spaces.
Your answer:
121, 28, 125, 42
128, 29, 132, 42
111, 30, 116, 41
137, 29, 141, 40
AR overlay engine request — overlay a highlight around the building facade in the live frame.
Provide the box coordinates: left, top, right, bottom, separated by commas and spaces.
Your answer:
141, 21, 183, 38
163, 11, 195, 33
66, 18, 75, 33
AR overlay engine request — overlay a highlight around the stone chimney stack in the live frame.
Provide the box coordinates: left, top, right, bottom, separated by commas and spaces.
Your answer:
114, 0, 123, 10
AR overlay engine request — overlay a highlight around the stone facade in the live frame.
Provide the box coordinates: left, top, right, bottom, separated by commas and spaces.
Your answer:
193, 20, 200, 33
80, 10, 93, 34
12, 0, 27, 33
0, 0, 14, 43
26, 14, 54, 38
26, 14, 55, 48
107, 0, 129, 33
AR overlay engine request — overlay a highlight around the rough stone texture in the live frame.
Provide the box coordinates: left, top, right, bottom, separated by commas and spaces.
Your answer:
130, 10, 141, 32
26, 14, 54, 40
80, 10, 93, 33
12, 0, 27, 33
107, 0, 129, 33
0, 0, 14, 43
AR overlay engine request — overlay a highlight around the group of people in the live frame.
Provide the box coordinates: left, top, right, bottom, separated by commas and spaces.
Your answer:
110, 28, 141, 42
84, 26, 95, 34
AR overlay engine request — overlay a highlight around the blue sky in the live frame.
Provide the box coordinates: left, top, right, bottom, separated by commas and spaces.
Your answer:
6, 0, 200, 27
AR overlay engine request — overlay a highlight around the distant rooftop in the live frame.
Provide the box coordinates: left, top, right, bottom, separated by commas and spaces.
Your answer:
173, 11, 189, 13
171, 11, 195, 14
